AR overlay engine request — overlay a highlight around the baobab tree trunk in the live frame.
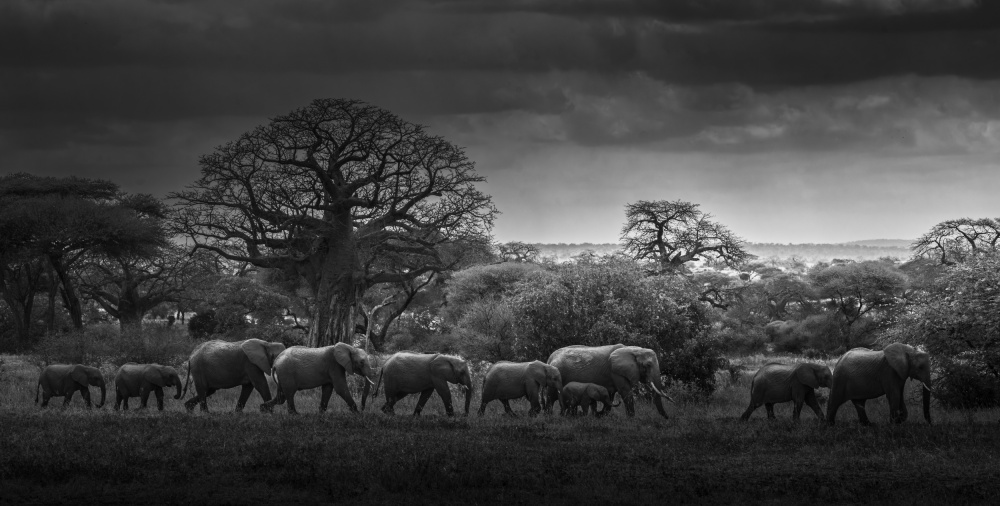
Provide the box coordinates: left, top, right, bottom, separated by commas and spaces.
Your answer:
306, 229, 365, 348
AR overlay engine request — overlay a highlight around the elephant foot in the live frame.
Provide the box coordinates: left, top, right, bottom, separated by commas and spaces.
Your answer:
259, 403, 273, 413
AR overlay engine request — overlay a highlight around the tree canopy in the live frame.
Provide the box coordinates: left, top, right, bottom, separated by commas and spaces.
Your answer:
171, 98, 497, 347
621, 199, 752, 273
912, 217, 1000, 265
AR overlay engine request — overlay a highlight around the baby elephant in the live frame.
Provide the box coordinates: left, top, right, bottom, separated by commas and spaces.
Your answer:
114, 363, 184, 411
740, 362, 832, 421
479, 360, 563, 416
561, 382, 619, 416
36, 364, 107, 408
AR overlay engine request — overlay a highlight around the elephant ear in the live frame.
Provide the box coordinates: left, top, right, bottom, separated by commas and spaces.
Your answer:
334, 344, 356, 375
142, 366, 167, 388
70, 366, 89, 387
241, 339, 273, 374
883, 343, 910, 380
796, 365, 819, 389
609, 348, 640, 387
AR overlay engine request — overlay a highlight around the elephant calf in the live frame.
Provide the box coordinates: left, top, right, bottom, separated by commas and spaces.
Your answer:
561, 382, 618, 416
36, 364, 107, 408
478, 360, 563, 417
740, 362, 832, 421
114, 363, 184, 411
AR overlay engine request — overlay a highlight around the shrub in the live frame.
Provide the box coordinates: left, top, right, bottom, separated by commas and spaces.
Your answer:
32, 323, 193, 369
660, 336, 725, 394
931, 358, 1000, 409
188, 311, 219, 339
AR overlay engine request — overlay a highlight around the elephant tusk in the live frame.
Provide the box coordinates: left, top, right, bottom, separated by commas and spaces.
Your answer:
366, 377, 376, 386
648, 382, 675, 403
922, 382, 932, 392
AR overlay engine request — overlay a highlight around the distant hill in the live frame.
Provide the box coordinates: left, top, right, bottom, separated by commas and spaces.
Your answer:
533, 240, 914, 264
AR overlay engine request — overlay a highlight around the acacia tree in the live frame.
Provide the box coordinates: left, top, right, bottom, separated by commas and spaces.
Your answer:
0, 174, 167, 330
912, 218, 1000, 265
77, 245, 208, 331
809, 260, 908, 349
497, 241, 539, 263
172, 99, 497, 347
621, 200, 752, 273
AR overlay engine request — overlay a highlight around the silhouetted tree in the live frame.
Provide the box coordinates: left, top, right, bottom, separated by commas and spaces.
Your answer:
912, 217, 1000, 265
172, 99, 497, 346
621, 200, 752, 273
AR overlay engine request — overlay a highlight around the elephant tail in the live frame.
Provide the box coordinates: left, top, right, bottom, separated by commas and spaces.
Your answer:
180, 361, 191, 399
35, 380, 40, 405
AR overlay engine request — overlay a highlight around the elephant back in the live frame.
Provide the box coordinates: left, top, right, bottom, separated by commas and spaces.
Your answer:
548, 346, 619, 390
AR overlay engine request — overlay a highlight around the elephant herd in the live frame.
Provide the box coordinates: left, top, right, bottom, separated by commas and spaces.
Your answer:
33, 338, 934, 426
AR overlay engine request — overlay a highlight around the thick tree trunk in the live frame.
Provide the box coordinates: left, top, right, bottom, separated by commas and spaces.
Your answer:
306, 225, 364, 348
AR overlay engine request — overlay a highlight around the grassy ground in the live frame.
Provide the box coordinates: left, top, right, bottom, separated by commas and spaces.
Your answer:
3, 353, 1000, 505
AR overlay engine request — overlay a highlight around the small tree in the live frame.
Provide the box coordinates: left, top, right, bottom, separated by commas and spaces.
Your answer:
497, 241, 540, 263
809, 260, 908, 349
621, 200, 752, 273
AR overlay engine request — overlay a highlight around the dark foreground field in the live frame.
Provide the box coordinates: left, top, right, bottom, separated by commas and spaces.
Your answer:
4, 355, 1000, 505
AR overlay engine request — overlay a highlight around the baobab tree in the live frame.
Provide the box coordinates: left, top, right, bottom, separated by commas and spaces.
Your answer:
172, 98, 497, 347
620, 199, 752, 273
912, 218, 1000, 265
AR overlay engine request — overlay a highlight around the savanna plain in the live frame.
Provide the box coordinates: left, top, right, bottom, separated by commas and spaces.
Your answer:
2, 354, 1000, 505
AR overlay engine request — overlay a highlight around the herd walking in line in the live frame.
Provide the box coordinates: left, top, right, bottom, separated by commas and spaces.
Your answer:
32, 338, 934, 425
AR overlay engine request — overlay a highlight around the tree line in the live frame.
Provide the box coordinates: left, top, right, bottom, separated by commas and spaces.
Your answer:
2, 98, 999, 406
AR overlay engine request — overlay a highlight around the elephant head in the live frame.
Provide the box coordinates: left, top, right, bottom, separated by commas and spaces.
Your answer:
884, 343, 932, 423
432, 355, 473, 415
333, 343, 377, 410
798, 363, 833, 390
610, 346, 672, 418
241, 339, 286, 375
73, 366, 106, 408
144, 365, 184, 400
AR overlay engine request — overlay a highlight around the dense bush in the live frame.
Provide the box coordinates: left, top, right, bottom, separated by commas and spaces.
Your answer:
33, 324, 192, 369
187, 311, 219, 339
903, 252, 1000, 408
661, 336, 726, 394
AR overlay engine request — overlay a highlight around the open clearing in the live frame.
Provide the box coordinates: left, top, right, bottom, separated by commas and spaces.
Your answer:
2, 354, 999, 505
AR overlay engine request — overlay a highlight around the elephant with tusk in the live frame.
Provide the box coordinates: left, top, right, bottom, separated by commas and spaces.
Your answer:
36, 364, 106, 409
261, 343, 377, 414
827, 343, 933, 425
114, 363, 184, 411
546, 344, 673, 418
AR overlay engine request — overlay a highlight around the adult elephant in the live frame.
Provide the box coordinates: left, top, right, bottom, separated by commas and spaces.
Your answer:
740, 362, 832, 421
261, 343, 377, 414
546, 344, 672, 418
182, 339, 286, 412
377, 352, 473, 416
478, 360, 563, 417
826, 343, 932, 425
36, 364, 106, 408
114, 363, 184, 411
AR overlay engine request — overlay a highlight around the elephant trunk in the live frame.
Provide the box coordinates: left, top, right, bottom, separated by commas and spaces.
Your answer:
361, 375, 373, 411
96, 382, 106, 408
463, 376, 473, 416
648, 374, 670, 419
922, 380, 932, 424
181, 362, 191, 399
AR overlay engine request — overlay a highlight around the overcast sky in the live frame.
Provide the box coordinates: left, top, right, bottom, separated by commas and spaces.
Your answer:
2, 0, 998, 244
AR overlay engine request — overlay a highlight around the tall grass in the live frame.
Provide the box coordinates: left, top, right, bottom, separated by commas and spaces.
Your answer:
4, 352, 1000, 504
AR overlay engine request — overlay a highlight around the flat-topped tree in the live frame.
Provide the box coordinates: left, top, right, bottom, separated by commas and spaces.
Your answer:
171, 98, 497, 347
620, 199, 751, 274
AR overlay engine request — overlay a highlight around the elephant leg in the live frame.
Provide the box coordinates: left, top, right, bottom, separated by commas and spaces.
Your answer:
500, 400, 517, 417
611, 378, 634, 416
527, 386, 541, 416
431, 378, 454, 416
382, 393, 402, 415
286, 390, 298, 415
477, 399, 489, 416
63, 389, 75, 407
318, 384, 334, 413
332, 379, 359, 413
245, 368, 273, 409
826, 390, 845, 425
81, 388, 92, 409
235, 384, 254, 412
851, 400, 871, 425
740, 401, 760, 421
886, 386, 907, 423
115, 391, 123, 411
804, 390, 825, 420
154, 387, 165, 411
140, 386, 151, 409
792, 400, 804, 421
41, 391, 51, 408
545, 385, 559, 414
765, 403, 775, 419
413, 389, 435, 416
